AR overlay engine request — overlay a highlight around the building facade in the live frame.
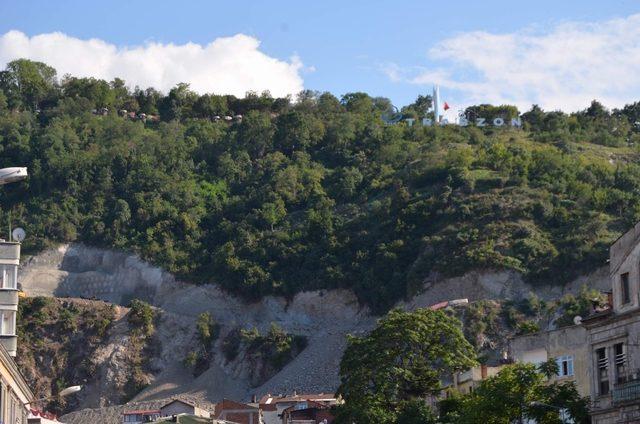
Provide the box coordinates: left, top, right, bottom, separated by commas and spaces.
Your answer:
0, 241, 20, 357
446, 365, 504, 395
215, 399, 259, 424
583, 221, 640, 423
160, 399, 210, 419
510, 324, 591, 397
0, 342, 34, 424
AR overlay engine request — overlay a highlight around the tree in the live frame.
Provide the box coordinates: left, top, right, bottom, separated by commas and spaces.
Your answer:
448, 361, 590, 424
0, 59, 57, 109
334, 308, 476, 423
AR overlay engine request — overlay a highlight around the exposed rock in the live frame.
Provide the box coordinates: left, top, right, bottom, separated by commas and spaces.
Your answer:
18, 243, 609, 420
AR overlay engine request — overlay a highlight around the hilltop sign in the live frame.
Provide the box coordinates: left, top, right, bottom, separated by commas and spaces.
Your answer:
381, 107, 522, 128
382, 85, 523, 128
401, 116, 522, 128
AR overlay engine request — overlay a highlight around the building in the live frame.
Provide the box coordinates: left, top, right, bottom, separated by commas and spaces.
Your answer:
122, 409, 161, 423
446, 365, 504, 395
160, 399, 210, 419
583, 221, 640, 423
259, 393, 337, 424
0, 241, 20, 356
28, 409, 64, 423
509, 324, 591, 397
0, 341, 34, 424
214, 399, 259, 424
151, 414, 229, 423
280, 399, 334, 424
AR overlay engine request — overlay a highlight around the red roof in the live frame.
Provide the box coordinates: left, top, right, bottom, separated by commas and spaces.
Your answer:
217, 399, 258, 411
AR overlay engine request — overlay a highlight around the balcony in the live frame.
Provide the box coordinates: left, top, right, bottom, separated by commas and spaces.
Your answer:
613, 380, 640, 404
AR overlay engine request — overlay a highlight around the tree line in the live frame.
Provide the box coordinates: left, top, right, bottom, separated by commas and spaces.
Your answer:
2, 59, 640, 312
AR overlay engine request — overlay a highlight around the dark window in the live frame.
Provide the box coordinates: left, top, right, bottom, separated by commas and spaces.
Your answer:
597, 347, 609, 395
621, 273, 631, 305
615, 343, 627, 383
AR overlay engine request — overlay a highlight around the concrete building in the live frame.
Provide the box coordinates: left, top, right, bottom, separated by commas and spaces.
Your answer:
160, 399, 210, 419
446, 365, 504, 395
122, 409, 161, 423
509, 324, 591, 397
0, 341, 34, 424
583, 221, 640, 423
214, 399, 259, 424
0, 241, 20, 356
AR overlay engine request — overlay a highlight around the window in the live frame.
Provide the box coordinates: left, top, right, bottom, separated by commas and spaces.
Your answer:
615, 343, 627, 383
597, 347, 609, 395
0, 266, 16, 290
621, 273, 631, 305
0, 311, 15, 336
556, 355, 574, 377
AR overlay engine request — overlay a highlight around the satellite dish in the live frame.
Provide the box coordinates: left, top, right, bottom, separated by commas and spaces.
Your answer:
11, 227, 25, 242
573, 315, 583, 325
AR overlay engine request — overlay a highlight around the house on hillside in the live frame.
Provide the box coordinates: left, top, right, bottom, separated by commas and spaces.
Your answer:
259, 393, 337, 424
160, 399, 210, 419
280, 399, 334, 424
583, 221, 640, 423
214, 399, 260, 424
122, 409, 161, 423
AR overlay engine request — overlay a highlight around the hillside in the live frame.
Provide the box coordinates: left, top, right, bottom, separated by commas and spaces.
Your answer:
16, 244, 610, 422
3, 60, 640, 312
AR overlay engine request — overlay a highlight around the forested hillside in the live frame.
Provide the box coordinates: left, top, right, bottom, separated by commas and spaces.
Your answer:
2, 59, 640, 312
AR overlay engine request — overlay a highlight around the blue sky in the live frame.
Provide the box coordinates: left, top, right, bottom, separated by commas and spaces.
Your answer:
1, 0, 639, 112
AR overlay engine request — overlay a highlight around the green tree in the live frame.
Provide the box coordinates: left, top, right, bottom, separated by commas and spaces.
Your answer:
450, 362, 589, 424
334, 308, 476, 423
0, 59, 57, 109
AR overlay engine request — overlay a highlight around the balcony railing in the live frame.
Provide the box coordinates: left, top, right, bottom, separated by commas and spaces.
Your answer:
613, 380, 640, 404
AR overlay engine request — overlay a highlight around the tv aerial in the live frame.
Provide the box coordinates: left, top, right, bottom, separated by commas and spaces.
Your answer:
11, 227, 25, 242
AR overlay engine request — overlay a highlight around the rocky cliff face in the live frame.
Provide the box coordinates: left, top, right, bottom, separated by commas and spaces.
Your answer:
17, 243, 610, 417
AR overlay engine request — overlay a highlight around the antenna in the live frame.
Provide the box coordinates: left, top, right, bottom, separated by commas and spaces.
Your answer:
573, 316, 583, 325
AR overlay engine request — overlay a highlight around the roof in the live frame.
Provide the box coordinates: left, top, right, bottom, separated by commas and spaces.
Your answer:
258, 393, 336, 405
161, 399, 197, 409
123, 409, 161, 415
281, 399, 330, 414
217, 399, 258, 411
151, 414, 213, 424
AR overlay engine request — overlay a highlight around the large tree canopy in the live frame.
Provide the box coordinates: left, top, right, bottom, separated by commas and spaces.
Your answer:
334, 308, 476, 423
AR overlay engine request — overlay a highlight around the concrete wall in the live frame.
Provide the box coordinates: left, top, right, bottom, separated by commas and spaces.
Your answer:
510, 325, 590, 397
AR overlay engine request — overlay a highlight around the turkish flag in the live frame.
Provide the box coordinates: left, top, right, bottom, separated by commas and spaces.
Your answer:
443, 102, 450, 111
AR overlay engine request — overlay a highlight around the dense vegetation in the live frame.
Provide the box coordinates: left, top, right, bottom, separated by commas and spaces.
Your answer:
334, 308, 588, 424
221, 323, 307, 386
17, 297, 117, 413
3, 59, 640, 312
335, 308, 476, 423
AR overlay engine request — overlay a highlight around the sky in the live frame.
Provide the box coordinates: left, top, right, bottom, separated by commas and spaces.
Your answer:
0, 0, 639, 114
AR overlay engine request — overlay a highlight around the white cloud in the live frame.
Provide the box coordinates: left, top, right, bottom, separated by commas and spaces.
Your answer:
393, 14, 640, 112
0, 30, 304, 97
